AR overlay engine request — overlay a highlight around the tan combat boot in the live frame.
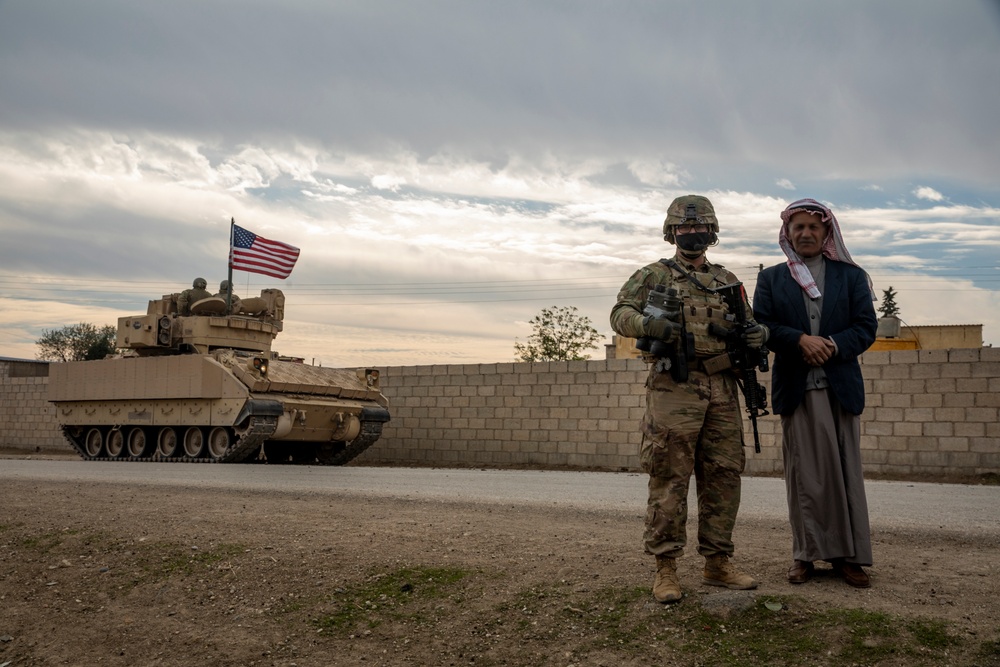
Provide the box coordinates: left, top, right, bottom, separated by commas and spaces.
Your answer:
702, 554, 758, 590
653, 555, 682, 603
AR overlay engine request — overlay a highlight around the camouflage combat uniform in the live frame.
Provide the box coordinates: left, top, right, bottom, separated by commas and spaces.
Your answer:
177, 278, 212, 316
610, 252, 748, 559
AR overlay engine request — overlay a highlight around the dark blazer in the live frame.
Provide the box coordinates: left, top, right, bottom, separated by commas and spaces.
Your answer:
753, 259, 877, 416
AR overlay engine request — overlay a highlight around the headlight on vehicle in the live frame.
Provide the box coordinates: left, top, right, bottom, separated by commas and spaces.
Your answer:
251, 357, 268, 377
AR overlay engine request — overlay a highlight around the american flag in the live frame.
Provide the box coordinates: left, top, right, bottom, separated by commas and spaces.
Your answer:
229, 224, 300, 279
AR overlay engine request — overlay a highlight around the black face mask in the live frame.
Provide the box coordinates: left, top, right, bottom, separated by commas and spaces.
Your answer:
675, 231, 715, 253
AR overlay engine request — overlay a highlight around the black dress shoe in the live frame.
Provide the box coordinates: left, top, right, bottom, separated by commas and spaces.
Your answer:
787, 560, 813, 584
838, 563, 871, 588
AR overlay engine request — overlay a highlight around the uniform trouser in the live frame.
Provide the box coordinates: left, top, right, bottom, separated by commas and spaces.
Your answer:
640, 367, 746, 558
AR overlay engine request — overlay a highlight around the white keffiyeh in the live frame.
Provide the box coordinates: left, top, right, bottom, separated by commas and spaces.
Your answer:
778, 198, 876, 301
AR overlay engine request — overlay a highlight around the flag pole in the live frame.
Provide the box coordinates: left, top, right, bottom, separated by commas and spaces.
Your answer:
227, 218, 235, 314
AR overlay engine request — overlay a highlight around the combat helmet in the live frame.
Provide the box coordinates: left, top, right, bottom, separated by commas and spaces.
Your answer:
662, 195, 720, 245
193, 277, 208, 290
218, 279, 231, 292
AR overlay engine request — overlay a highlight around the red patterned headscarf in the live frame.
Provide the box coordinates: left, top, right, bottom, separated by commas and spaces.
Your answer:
778, 198, 876, 301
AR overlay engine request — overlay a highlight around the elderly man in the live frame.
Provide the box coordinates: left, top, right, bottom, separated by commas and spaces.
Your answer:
752, 198, 878, 588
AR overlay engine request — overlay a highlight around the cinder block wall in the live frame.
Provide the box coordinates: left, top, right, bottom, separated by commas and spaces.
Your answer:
2, 349, 998, 478
0, 359, 62, 452
859, 348, 1000, 476
355, 348, 1000, 478
356, 360, 650, 471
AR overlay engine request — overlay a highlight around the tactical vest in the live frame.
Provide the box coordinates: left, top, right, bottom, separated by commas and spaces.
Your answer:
662, 260, 734, 357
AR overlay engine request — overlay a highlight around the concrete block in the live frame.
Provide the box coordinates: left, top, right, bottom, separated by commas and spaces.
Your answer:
861, 351, 891, 365
972, 362, 1000, 378
906, 436, 940, 452
949, 349, 981, 362
941, 363, 973, 379
902, 407, 935, 422
925, 378, 957, 394
875, 407, 904, 422
910, 364, 943, 380
956, 378, 989, 393
937, 437, 970, 452
975, 392, 1000, 408
880, 436, 909, 451
889, 350, 920, 365
922, 422, 954, 437
918, 349, 949, 363
886, 451, 918, 466
970, 437, 998, 453
872, 380, 902, 394
899, 379, 927, 394
933, 407, 965, 422
912, 393, 943, 408
966, 407, 999, 423
883, 394, 912, 408
882, 364, 911, 380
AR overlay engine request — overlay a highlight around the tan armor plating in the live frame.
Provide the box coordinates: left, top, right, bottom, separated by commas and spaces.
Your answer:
674, 273, 733, 357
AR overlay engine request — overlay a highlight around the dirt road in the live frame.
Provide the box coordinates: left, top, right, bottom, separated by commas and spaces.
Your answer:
1, 460, 998, 666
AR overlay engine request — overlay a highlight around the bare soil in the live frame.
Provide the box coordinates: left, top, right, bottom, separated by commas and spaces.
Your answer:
1, 472, 998, 667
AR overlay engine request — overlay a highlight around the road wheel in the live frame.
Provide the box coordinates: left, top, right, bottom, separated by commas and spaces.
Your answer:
106, 429, 125, 458
84, 428, 104, 458
127, 427, 152, 458
207, 427, 231, 460
183, 427, 206, 458
157, 427, 179, 458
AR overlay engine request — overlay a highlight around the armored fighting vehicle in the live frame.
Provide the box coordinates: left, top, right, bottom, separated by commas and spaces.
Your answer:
48, 287, 390, 464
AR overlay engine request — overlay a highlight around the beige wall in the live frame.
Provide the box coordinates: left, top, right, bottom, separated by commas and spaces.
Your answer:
0, 359, 61, 453
355, 348, 1000, 478
2, 349, 998, 479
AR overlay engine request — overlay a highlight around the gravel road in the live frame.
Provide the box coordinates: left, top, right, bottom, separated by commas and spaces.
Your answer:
4, 458, 997, 538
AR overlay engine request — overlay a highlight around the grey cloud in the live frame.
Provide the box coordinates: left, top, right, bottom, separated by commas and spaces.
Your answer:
2, 1, 998, 186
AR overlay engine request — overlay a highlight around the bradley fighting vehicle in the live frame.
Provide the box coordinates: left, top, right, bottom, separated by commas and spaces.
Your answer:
48, 288, 390, 464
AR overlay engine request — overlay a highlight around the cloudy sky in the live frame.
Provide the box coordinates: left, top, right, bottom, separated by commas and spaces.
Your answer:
1, 1, 998, 367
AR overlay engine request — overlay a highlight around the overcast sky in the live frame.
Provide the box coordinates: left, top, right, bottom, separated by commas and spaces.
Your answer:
1, 1, 998, 366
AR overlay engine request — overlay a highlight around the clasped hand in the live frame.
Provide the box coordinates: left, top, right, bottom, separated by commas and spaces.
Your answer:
799, 334, 835, 366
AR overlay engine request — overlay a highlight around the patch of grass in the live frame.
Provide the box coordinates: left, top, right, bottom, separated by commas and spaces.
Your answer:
908, 617, 960, 650
821, 608, 901, 663
314, 566, 470, 634
978, 637, 1000, 664
157, 543, 246, 576
572, 585, 649, 649
499, 589, 979, 666
669, 598, 826, 665
20, 529, 77, 553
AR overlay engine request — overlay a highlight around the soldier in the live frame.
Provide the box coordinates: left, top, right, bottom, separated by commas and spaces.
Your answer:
177, 277, 212, 315
610, 194, 767, 603
215, 279, 242, 314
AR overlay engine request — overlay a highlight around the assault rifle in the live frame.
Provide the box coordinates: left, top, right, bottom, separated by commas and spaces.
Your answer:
707, 282, 770, 453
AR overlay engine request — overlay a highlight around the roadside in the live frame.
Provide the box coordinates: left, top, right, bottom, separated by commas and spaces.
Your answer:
2, 470, 998, 666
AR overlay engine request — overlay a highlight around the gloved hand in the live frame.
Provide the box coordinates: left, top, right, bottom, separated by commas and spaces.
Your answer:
642, 315, 680, 343
744, 321, 769, 349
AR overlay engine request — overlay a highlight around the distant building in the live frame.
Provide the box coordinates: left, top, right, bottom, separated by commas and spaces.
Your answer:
868, 318, 984, 351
